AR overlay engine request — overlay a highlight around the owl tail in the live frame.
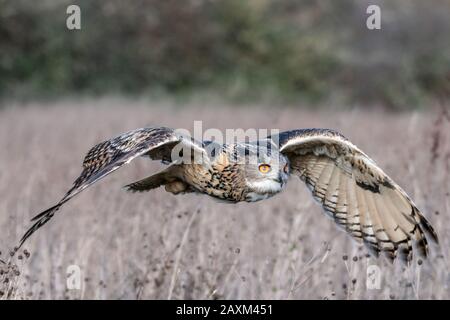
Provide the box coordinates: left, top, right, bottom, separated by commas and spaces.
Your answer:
123, 166, 178, 192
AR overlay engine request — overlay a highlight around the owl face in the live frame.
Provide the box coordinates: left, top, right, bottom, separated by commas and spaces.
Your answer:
236, 144, 290, 200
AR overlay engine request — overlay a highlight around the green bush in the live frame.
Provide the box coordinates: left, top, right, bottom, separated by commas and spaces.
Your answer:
0, 0, 449, 109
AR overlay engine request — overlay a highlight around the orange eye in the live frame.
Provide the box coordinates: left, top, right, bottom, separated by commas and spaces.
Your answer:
258, 164, 271, 173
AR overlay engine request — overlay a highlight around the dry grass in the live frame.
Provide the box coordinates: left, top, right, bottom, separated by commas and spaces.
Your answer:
0, 99, 449, 299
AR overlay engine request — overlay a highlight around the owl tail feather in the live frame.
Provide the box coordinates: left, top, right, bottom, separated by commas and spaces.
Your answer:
124, 166, 178, 193
15, 201, 66, 252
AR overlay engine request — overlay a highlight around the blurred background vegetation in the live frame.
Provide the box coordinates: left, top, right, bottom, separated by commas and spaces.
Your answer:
1, 0, 449, 110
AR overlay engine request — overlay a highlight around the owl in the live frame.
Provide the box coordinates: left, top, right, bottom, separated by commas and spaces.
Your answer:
16, 126, 438, 264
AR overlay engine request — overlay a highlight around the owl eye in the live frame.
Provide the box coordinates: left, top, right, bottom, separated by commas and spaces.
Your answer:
283, 163, 289, 174
258, 164, 271, 173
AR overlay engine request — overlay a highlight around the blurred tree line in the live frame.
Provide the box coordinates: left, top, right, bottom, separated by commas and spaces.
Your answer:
0, 0, 449, 109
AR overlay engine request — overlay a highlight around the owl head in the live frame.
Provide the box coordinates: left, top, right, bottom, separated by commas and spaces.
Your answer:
234, 142, 290, 200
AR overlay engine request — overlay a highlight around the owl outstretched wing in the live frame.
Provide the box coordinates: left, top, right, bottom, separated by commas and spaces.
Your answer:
270, 129, 439, 263
17, 126, 207, 250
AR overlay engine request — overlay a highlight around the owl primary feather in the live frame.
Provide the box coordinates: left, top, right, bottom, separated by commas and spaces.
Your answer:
16, 126, 439, 264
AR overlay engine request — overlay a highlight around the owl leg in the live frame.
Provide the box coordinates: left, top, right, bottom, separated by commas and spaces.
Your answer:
164, 181, 189, 194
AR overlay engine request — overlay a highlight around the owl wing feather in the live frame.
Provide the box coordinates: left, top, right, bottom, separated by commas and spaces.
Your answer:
17, 126, 206, 250
271, 129, 438, 264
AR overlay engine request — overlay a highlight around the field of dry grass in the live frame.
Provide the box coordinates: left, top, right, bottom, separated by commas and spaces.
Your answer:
0, 99, 449, 299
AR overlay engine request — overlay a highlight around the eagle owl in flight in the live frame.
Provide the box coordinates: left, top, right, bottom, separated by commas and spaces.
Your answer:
17, 127, 438, 264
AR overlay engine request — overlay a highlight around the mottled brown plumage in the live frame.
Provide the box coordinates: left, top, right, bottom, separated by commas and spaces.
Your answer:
16, 127, 438, 264
271, 129, 439, 263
